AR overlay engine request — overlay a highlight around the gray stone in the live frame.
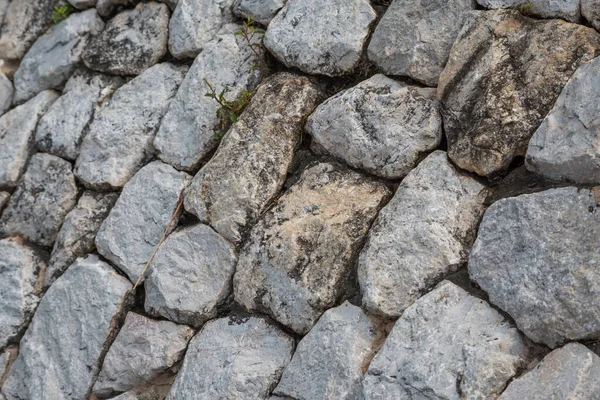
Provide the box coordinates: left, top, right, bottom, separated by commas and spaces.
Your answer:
35, 70, 123, 161
274, 302, 385, 400
234, 162, 391, 334
1, 255, 132, 400
526, 57, 600, 184
166, 316, 294, 400
232, 0, 286, 26
363, 280, 528, 399
0, 192, 9, 214
264, 0, 377, 76
0, 154, 78, 247
0, 71, 12, 116
499, 343, 600, 399
68, 0, 97, 9
96, 0, 178, 16
306, 74, 442, 179
469, 187, 600, 348
93, 312, 194, 398
438, 10, 600, 177
0, 347, 18, 386
0, 0, 7, 27
154, 24, 266, 172
12, 9, 104, 104
45, 191, 119, 288
109, 375, 175, 400
478, 0, 581, 22
583, 0, 600, 31
82, 2, 170, 76
75, 63, 187, 190
358, 151, 488, 318
95, 161, 190, 283
144, 224, 237, 327
0, 90, 58, 189
368, 0, 476, 86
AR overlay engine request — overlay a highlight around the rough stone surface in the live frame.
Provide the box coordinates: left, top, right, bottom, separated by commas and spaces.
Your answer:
75, 63, 187, 190
96, 0, 140, 16
469, 187, 600, 348
363, 280, 528, 399
0, 347, 17, 386
154, 24, 265, 171
478, 0, 581, 22
0, 90, 58, 189
82, 2, 170, 76
93, 312, 194, 398
438, 10, 600, 177
307, 74, 442, 179
95, 161, 190, 283
109, 375, 175, 400
1, 255, 132, 400
166, 316, 294, 400
274, 302, 384, 400
358, 151, 488, 318
0, 72, 13, 116
35, 70, 123, 161
0, 154, 78, 247
526, 57, 600, 184
583, 0, 600, 31
264, 0, 377, 76
184, 73, 325, 243
68, 0, 97, 9
144, 224, 237, 327
368, 0, 476, 86
13, 9, 104, 104
232, 0, 286, 26
45, 191, 119, 288
234, 162, 391, 334
0, 0, 7, 27
0, 192, 9, 214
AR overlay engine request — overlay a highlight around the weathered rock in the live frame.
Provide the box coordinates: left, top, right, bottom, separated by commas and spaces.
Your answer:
68, 0, 97, 9
0, 154, 78, 247
478, 0, 581, 22
0, 71, 13, 116
583, 0, 600, 31
1, 255, 132, 400
0, 192, 9, 213
95, 161, 190, 283
264, 0, 377, 76
0, 347, 17, 386
363, 280, 528, 399
274, 302, 384, 400
499, 342, 600, 399
0, 0, 8, 27
12, 9, 104, 104
469, 187, 600, 348
110, 375, 175, 400
307, 74, 442, 179
368, 0, 476, 86
0, 90, 58, 189
234, 162, 391, 334
144, 224, 237, 327
154, 24, 265, 171
82, 2, 169, 76
232, 0, 286, 26
45, 191, 119, 288
93, 312, 194, 398
358, 151, 488, 318
438, 10, 600, 177
75, 63, 187, 190
96, 0, 139, 16
166, 316, 294, 400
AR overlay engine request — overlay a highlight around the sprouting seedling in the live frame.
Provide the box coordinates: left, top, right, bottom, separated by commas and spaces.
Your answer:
235, 17, 267, 73
52, 2, 75, 24
204, 78, 254, 140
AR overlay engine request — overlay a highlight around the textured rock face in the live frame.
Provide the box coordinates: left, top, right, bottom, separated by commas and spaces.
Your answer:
234, 162, 391, 334
75, 63, 187, 190
478, 0, 581, 22
469, 187, 600, 348
264, 0, 377, 76
184, 73, 325, 243
363, 281, 528, 399
368, 0, 476, 86
582, 0, 600, 31
0, 347, 17, 386
438, 10, 600, 177
306, 74, 442, 179
274, 302, 384, 400
1, 255, 132, 400
154, 24, 265, 171
95, 161, 190, 283
0, 154, 78, 247
166, 316, 294, 400
68, 0, 98, 9
93, 312, 194, 397
499, 343, 600, 399
82, 2, 170, 76
0, 72, 13, 116
232, 0, 286, 25
0, 192, 9, 213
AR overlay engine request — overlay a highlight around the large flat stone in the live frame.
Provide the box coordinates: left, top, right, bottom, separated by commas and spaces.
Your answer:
232, 0, 286, 26
0, 71, 13, 116
478, 0, 581, 22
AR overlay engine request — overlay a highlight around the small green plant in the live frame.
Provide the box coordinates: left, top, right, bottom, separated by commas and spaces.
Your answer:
204, 79, 254, 140
52, 2, 75, 24
517, 3, 534, 14
235, 17, 266, 73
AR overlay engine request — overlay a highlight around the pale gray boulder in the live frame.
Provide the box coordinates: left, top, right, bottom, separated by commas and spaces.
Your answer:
583, 0, 600, 31
0, 192, 9, 213
478, 0, 581, 22
75, 63, 187, 190
469, 187, 600, 348
0, 71, 13, 116
232, 0, 286, 26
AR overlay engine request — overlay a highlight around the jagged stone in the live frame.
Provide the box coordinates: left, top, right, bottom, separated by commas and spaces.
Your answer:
0, 71, 13, 116
232, 0, 286, 26
478, 0, 581, 22
0, 192, 9, 213
583, 0, 600, 31
68, 0, 97, 9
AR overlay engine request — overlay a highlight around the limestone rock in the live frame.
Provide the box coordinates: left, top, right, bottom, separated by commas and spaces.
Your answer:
469, 187, 600, 348
232, 0, 286, 26
75, 63, 187, 190
438, 9, 600, 177
0, 71, 13, 116
583, 0, 600, 31
0, 192, 9, 213
144, 224, 237, 327
363, 280, 528, 399
234, 162, 391, 334
478, 0, 581, 23
95, 161, 190, 283
68, 0, 97, 9
0, 154, 78, 247
264, 0, 377, 76
306, 74, 442, 179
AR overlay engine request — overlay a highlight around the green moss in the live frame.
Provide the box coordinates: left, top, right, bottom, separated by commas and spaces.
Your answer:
52, 2, 75, 24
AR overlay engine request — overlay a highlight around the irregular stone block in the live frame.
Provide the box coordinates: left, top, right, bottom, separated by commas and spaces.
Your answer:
0, 71, 13, 116
478, 0, 581, 22
109, 375, 175, 400
232, 0, 286, 26
583, 0, 600, 31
